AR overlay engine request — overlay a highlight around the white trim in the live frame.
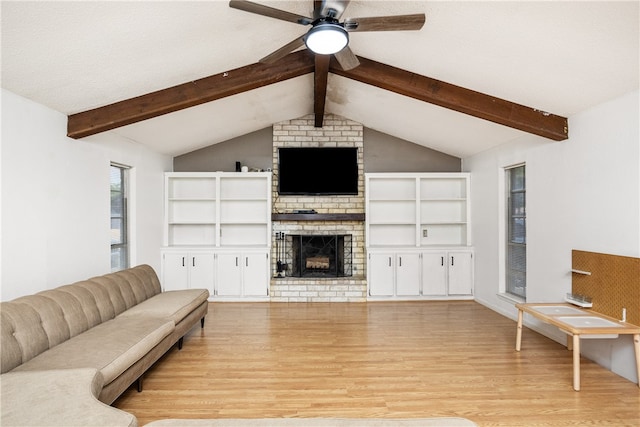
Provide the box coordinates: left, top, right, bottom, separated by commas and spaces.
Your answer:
110, 162, 133, 270
128, 167, 137, 267
497, 167, 506, 294
497, 292, 524, 305
499, 162, 526, 298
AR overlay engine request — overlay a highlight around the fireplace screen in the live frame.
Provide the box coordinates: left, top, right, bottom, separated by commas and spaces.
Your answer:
283, 234, 352, 278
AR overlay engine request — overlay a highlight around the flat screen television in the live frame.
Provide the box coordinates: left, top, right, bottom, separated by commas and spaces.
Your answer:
278, 147, 359, 195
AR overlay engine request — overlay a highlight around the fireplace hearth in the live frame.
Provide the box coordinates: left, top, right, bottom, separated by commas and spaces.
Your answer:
283, 234, 353, 278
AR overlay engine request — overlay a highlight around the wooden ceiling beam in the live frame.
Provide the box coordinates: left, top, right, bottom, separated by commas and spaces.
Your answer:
329, 56, 568, 141
314, 54, 331, 127
68, 50, 568, 141
67, 50, 315, 139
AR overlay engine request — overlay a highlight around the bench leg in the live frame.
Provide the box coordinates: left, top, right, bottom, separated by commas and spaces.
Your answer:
178, 337, 184, 350
573, 334, 581, 391
201, 317, 205, 328
136, 376, 143, 392
634, 334, 640, 388
515, 309, 523, 351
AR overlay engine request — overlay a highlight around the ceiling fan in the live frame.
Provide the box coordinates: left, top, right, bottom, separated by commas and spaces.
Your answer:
229, 0, 426, 70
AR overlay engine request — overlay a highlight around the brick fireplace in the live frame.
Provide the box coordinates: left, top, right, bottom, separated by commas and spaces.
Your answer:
270, 114, 366, 302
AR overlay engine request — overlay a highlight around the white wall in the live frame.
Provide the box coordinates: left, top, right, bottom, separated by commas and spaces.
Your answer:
1, 89, 172, 301
464, 90, 640, 383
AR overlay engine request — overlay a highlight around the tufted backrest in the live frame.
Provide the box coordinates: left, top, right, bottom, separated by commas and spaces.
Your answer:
0, 264, 162, 374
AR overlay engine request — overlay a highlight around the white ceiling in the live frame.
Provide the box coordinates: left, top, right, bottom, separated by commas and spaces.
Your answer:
2, 1, 638, 158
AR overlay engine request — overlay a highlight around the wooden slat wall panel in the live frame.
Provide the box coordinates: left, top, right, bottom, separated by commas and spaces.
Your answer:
572, 249, 640, 326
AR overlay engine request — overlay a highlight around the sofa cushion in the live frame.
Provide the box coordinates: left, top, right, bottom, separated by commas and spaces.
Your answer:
0, 368, 137, 427
118, 289, 209, 324
88, 265, 162, 315
31, 288, 96, 334
118, 266, 163, 301
0, 302, 51, 373
54, 282, 116, 325
67, 279, 119, 319
13, 316, 174, 384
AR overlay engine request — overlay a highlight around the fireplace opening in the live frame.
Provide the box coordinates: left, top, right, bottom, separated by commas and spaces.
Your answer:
285, 234, 352, 278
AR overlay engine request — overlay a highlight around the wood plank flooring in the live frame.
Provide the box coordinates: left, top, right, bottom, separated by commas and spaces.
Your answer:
114, 301, 640, 426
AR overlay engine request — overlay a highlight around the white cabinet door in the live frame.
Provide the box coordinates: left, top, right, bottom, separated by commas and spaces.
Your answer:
162, 251, 215, 292
216, 253, 243, 296
421, 252, 448, 296
189, 253, 215, 291
367, 249, 473, 300
448, 251, 473, 295
162, 252, 190, 291
242, 252, 269, 297
395, 253, 421, 296
368, 253, 395, 296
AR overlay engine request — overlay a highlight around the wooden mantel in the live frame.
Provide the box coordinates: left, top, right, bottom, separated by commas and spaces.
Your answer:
272, 213, 365, 222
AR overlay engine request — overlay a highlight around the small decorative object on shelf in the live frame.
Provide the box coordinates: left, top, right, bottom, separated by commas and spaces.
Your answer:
565, 293, 593, 308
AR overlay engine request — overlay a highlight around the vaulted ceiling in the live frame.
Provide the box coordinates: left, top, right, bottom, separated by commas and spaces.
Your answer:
2, 1, 638, 158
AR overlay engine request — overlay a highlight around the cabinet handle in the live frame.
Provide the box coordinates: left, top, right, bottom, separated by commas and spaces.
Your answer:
399, 257, 402, 267
388, 257, 392, 267
192, 257, 195, 267
246, 257, 248, 267
441, 256, 444, 266
182, 257, 185, 267
451, 256, 454, 266
236, 257, 238, 267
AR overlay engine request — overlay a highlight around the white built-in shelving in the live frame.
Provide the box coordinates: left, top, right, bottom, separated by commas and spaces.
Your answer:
365, 173, 473, 300
165, 172, 271, 247
162, 172, 271, 300
366, 173, 470, 247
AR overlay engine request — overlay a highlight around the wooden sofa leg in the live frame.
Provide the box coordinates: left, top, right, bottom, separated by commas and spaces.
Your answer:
136, 376, 143, 392
201, 317, 205, 328
178, 337, 184, 350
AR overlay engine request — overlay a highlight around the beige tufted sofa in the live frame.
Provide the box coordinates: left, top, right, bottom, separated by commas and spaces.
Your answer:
0, 264, 209, 426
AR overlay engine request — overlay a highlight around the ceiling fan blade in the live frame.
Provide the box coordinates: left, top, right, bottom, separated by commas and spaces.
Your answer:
334, 46, 360, 70
344, 14, 426, 32
316, 0, 351, 20
260, 36, 306, 64
229, 0, 313, 25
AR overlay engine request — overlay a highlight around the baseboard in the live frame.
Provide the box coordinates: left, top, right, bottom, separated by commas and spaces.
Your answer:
474, 296, 567, 345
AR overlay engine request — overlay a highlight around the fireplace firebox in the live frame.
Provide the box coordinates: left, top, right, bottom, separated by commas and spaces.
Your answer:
282, 234, 352, 278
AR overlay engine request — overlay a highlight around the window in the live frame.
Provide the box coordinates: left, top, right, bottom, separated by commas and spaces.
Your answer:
111, 164, 129, 272
506, 164, 526, 298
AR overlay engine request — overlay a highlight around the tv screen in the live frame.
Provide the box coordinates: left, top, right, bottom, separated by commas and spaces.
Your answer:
278, 147, 359, 195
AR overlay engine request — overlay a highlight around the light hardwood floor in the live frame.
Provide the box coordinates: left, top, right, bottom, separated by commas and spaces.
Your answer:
114, 301, 640, 426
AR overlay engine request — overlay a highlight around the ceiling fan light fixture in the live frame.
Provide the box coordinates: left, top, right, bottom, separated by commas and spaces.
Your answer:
305, 22, 348, 55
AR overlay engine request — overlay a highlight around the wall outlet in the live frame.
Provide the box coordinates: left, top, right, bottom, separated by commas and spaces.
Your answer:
423, 229, 428, 237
